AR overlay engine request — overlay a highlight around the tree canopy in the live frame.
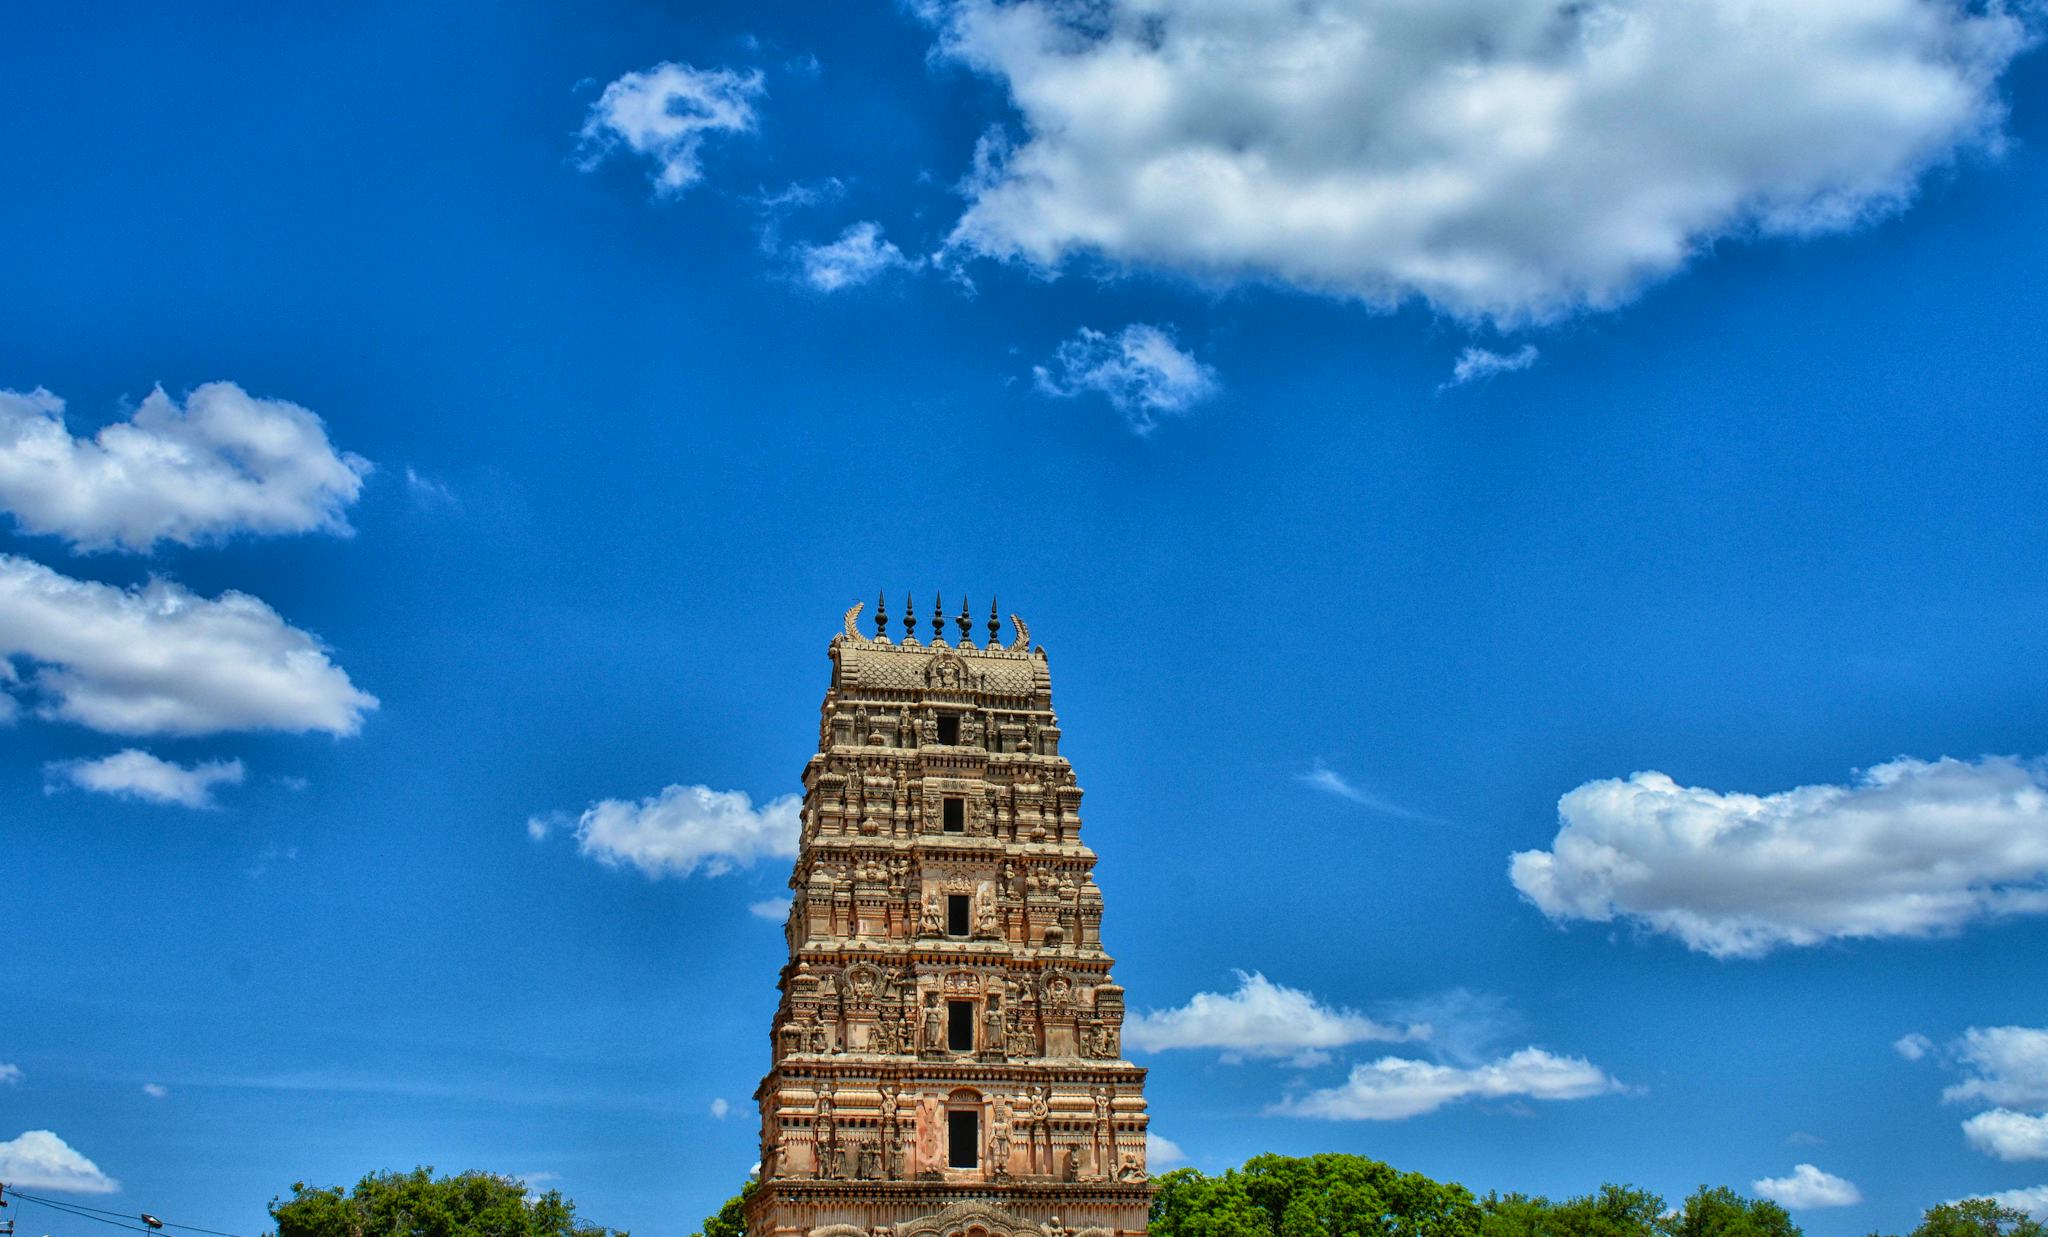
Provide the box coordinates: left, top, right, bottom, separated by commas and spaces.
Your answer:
1881, 1199, 2048, 1237
269, 1168, 621, 1237
692, 1179, 757, 1237
1151, 1157, 1827, 1237
1150, 1153, 1481, 1237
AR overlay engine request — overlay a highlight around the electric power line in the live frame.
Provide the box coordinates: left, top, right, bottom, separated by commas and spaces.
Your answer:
2, 1189, 248, 1237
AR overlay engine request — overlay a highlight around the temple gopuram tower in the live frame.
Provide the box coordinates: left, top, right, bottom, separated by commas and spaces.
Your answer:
748, 597, 1154, 1237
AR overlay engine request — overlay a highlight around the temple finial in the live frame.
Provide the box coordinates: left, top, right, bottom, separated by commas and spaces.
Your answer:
874, 590, 888, 640
903, 592, 916, 642
988, 596, 1000, 646
957, 595, 972, 646
932, 591, 945, 643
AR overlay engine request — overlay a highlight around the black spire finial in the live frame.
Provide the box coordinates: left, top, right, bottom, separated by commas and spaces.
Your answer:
874, 590, 888, 639
957, 595, 972, 645
932, 591, 945, 642
988, 596, 1000, 646
903, 592, 916, 641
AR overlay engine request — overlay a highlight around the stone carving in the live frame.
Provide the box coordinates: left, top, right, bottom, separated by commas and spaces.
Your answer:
919, 991, 944, 1055
753, 607, 1151, 1237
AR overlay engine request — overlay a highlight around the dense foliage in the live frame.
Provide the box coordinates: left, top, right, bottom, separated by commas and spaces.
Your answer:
269, 1168, 620, 1237
1880, 1199, 2048, 1237
694, 1179, 758, 1237
1150, 1153, 1482, 1237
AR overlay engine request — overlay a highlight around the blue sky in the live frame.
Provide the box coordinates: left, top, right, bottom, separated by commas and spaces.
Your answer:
5, 1, 2048, 1235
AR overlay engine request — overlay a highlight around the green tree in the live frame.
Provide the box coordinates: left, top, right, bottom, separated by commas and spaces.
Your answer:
270, 1169, 621, 1237
692, 1180, 758, 1237
1886, 1199, 2048, 1237
1667, 1186, 1799, 1237
1481, 1185, 1670, 1237
1150, 1154, 1481, 1237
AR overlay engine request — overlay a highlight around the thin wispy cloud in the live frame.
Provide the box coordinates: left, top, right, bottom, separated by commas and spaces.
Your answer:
1298, 762, 1434, 822
1442, 345, 1540, 390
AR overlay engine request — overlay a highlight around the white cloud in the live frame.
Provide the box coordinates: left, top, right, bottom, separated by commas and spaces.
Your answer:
1033, 323, 1218, 434
795, 222, 920, 291
1444, 345, 1540, 389
0, 555, 376, 737
0, 1130, 119, 1194
931, 0, 2034, 324
0, 384, 369, 553
142, 1083, 168, 1099
1898, 1033, 1936, 1061
749, 897, 793, 921
0, 1064, 19, 1085
1126, 971, 1418, 1065
579, 62, 763, 197
1980, 1186, 2048, 1219
1753, 1164, 1863, 1209
710, 1097, 731, 1120
540, 784, 800, 880
1273, 1047, 1626, 1120
404, 467, 457, 510
1965, 1110, 2048, 1161
1299, 763, 1432, 821
48, 749, 245, 809
1945, 1026, 2048, 1109
1146, 1131, 1186, 1168
1511, 756, 2048, 959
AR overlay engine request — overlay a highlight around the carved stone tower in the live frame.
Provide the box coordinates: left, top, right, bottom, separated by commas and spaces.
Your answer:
748, 597, 1154, 1237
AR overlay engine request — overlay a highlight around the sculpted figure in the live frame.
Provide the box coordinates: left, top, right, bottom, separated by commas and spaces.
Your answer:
918, 894, 943, 937
1117, 1153, 1146, 1183
920, 992, 944, 1054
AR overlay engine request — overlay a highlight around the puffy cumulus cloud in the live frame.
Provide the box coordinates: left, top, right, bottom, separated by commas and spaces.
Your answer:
931, 0, 2034, 324
0, 555, 376, 737
1965, 1110, 2048, 1161
1126, 971, 1419, 1065
538, 784, 801, 879
1898, 1033, 1937, 1062
1510, 756, 2048, 959
1753, 1164, 1863, 1209
0, 1130, 119, 1194
580, 61, 763, 197
795, 222, 921, 291
1273, 1047, 1626, 1120
1146, 1131, 1186, 1168
749, 897, 794, 921
1033, 323, 1218, 434
1944, 1026, 2048, 1108
1444, 345, 1540, 389
1980, 1186, 2048, 1219
0, 384, 369, 553
48, 748, 245, 809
